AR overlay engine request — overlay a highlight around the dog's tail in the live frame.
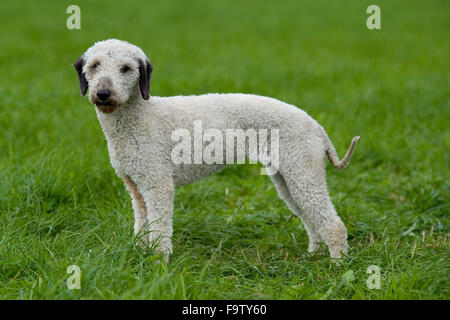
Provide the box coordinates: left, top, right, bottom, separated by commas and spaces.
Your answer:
324, 132, 360, 170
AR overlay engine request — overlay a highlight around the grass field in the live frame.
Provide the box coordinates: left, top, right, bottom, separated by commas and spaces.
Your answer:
0, 0, 448, 299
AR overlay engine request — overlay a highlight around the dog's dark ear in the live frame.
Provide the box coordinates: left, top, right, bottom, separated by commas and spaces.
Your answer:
74, 55, 88, 96
138, 59, 153, 100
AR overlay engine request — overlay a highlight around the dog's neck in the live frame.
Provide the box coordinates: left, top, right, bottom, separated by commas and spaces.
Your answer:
95, 98, 144, 142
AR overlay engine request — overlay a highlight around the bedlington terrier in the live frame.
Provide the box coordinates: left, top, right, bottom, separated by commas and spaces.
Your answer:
74, 39, 359, 260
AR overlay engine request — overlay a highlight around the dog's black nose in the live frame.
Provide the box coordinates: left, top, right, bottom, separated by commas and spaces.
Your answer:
96, 89, 111, 101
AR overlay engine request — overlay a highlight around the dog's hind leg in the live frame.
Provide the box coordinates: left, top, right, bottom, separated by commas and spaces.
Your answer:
278, 147, 348, 259
282, 172, 348, 258
270, 173, 323, 253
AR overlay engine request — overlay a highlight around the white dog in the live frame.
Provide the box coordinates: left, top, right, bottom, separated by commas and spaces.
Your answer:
74, 39, 359, 260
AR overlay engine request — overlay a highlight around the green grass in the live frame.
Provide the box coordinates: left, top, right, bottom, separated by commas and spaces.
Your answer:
0, 0, 449, 299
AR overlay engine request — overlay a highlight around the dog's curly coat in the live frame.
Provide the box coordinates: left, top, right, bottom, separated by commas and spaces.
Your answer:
74, 39, 359, 260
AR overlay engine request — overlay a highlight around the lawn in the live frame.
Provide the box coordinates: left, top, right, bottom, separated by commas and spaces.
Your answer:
0, 0, 448, 299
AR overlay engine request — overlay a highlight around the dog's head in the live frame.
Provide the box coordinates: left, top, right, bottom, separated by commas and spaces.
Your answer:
74, 39, 153, 113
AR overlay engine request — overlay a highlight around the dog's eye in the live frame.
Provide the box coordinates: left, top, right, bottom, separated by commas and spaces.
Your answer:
91, 62, 100, 70
120, 65, 131, 73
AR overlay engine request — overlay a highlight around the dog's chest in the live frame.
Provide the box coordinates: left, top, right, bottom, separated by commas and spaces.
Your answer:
100, 118, 143, 175
106, 134, 139, 173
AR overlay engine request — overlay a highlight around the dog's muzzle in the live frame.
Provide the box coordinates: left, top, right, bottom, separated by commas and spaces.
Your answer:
94, 89, 118, 113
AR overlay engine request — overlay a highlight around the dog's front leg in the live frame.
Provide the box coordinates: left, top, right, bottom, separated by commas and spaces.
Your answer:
140, 177, 175, 261
122, 175, 148, 237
